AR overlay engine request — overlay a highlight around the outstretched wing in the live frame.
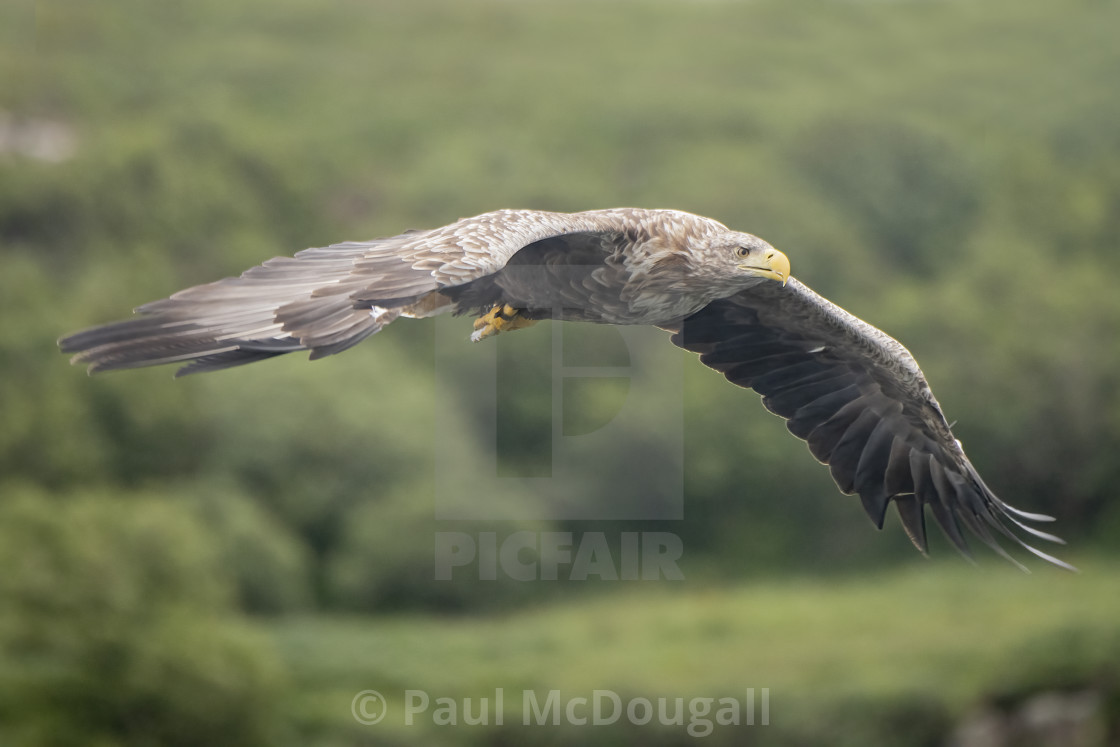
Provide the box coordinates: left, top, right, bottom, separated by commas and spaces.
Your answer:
59, 209, 642, 376
666, 278, 1072, 571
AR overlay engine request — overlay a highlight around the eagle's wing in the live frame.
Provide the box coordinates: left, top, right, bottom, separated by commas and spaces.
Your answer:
664, 278, 1072, 570
59, 209, 636, 376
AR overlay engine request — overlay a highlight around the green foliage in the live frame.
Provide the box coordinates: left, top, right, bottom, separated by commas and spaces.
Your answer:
5, 0, 1116, 599
0, 488, 288, 746
10, 0, 1117, 590
192, 484, 315, 614
792, 117, 982, 273
324, 493, 546, 613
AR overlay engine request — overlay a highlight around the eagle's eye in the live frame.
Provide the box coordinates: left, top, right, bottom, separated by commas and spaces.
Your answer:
735, 246, 750, 258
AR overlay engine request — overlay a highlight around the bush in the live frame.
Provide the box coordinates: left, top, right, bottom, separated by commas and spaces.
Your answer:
792, 117, 983, 274
0, 488, 290, 746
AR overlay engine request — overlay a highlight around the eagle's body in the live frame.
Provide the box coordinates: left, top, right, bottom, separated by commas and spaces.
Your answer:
60, 208, 1071, 570
380, 208, 769, 327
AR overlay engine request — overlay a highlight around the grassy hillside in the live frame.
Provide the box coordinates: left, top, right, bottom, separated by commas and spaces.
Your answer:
274, 557, 1120, 745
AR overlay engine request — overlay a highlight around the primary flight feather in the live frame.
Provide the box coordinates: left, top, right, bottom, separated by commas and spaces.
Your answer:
59, 207, 1071, 570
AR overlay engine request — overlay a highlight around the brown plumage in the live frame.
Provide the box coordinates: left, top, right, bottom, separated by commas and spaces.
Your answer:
59, 207, 1072, 570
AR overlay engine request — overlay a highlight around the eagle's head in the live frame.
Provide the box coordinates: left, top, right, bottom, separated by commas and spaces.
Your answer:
690, 231, 790, 288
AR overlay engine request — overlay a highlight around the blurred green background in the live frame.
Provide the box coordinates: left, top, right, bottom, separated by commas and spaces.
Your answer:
4, 0, 1120, 744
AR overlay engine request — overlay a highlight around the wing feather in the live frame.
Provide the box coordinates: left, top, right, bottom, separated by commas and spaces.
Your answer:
60, 208, 664, 374
665, 278, 1072, 571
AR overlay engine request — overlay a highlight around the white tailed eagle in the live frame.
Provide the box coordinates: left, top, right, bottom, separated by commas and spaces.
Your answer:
59, 208, 1071, 570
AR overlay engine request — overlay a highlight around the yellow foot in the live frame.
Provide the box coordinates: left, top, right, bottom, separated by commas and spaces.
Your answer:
471, 304, 537, 341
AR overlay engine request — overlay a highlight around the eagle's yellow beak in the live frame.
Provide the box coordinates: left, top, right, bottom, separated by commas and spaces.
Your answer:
739, 247, 790, 286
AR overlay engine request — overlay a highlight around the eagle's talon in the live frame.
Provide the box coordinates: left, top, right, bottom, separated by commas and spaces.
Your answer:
471, 304, 535, 341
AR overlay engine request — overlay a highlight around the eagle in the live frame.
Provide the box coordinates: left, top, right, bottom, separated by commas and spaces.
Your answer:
59, 207, 1071, 570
